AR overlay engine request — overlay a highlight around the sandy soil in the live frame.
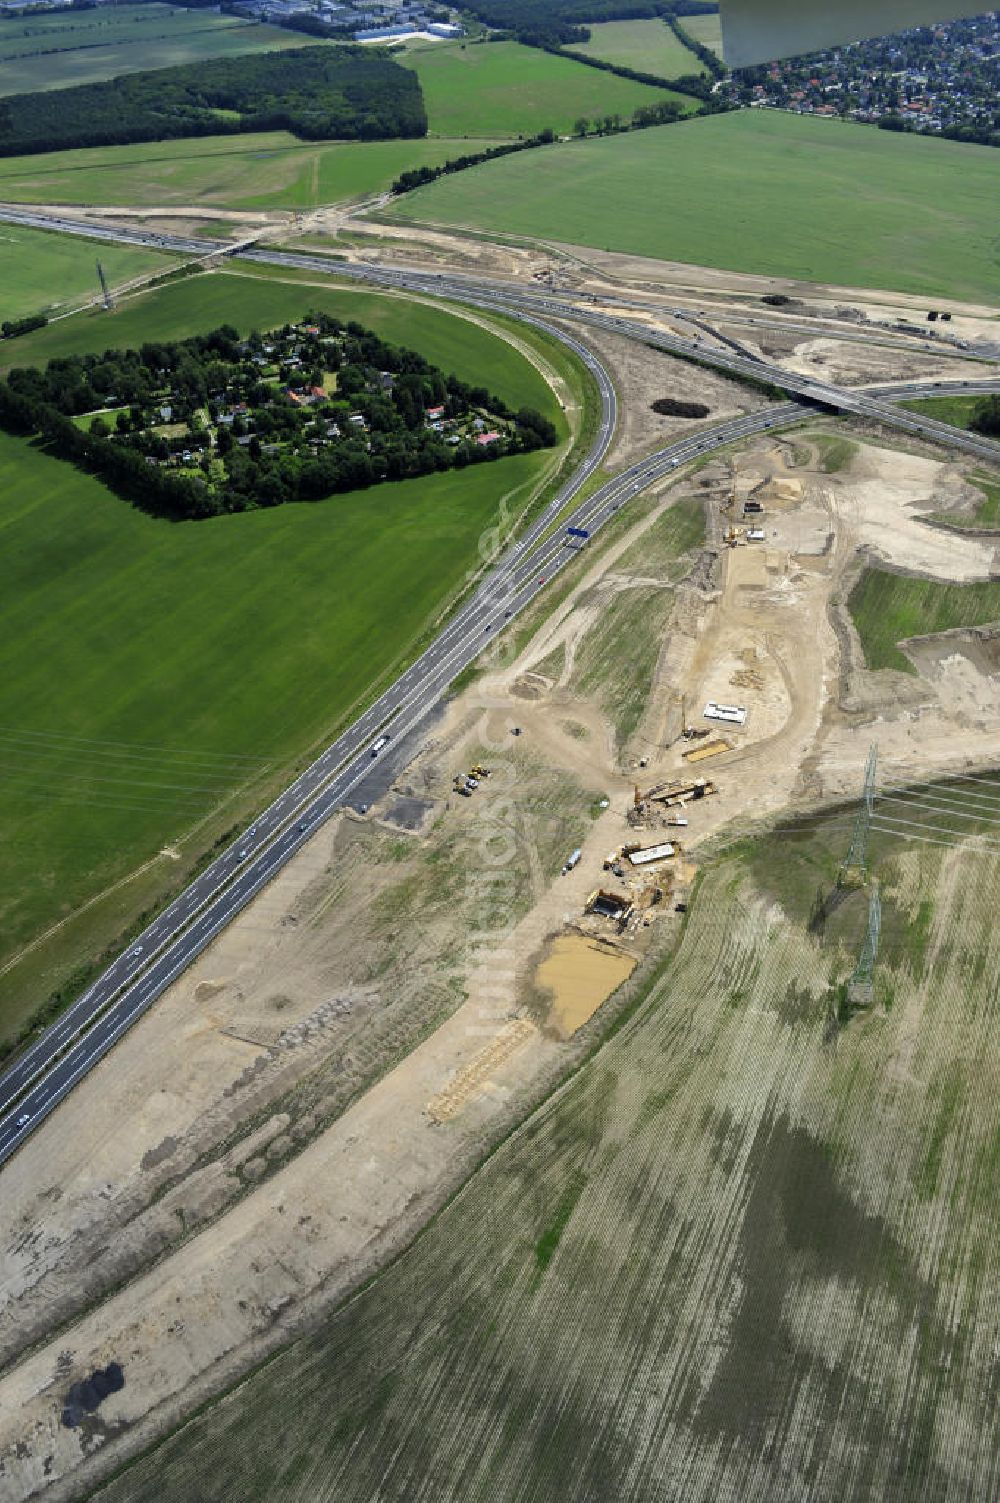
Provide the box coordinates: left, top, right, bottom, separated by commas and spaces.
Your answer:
822, 445, 1000, 581
763, 335, 989, 387
7, 422, 1000, 1500
570, 324, 770, 469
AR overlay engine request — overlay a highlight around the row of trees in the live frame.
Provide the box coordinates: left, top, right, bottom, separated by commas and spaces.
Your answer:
0, 45, 426, 156
392, 94, 693, 195
1, 313, 47, 340
558, 38, 716, 101
459, 0, 717, 49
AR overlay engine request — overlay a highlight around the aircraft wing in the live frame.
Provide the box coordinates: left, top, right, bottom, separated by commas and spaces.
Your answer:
719, 0, 988, 67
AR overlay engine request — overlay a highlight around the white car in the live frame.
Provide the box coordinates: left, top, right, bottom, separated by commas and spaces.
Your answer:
16, 1112, 31, 1127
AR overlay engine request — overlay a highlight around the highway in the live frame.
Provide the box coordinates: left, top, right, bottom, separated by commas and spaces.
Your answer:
0, 207, 999, 1166
0, 399, 808, 1167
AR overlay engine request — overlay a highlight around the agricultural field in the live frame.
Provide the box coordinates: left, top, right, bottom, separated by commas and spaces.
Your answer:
400, 38, 692, 138
681, 11, 724, 57
0, 132, 498, 211
0, 3, 311, 97
0, 223, 178, 321
849, 565, 1000, 671
570, 18, 708, 78
0, 271, 578, 1044
90, 794, 1000, 1501
392, 109, 1000, 303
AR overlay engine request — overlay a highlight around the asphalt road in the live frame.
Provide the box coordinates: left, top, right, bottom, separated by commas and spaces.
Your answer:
0, 207, 999, 1166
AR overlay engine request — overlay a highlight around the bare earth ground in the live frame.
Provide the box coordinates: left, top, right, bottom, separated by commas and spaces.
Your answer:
564, 324, 771, 470
5, 389, 1000, 1497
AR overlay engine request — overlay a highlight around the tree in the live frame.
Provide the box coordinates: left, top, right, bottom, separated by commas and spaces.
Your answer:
90, 416, 110, 438
971, 395, 1000, 437
573, 116, 589, 136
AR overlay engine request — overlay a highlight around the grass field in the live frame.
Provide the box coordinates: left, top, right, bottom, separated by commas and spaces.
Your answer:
91, 795, 1000, 1501
571, 496, 705, 748
0, 132, 500, 211
0, 270, 582, 1045
901, 394, 982, 428
393, 110, 1000, 304
1, 269, 565, 417
400, 38, 692, 138
570, 18, 707, 78
0, 223, 178, 320
681, 12, 724, 57
849, 565, 1000, 671
0, 3, 312, 97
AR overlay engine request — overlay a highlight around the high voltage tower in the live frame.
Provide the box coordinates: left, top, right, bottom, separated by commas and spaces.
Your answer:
848, 881, 881, 1004
839, 742, 878, 888
96, 260, 114, 312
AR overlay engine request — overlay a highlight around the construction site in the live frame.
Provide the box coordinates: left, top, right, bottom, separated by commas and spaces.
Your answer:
4, 301, 1000, 1501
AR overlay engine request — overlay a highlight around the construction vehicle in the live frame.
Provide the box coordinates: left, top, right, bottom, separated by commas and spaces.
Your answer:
469, 764, 491, 780
678, 694, 710, 741
453, 775, 472, 797
562, 848, 582, 875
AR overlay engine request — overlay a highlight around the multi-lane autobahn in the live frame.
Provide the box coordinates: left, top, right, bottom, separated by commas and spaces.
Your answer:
0, 206, 999, 1166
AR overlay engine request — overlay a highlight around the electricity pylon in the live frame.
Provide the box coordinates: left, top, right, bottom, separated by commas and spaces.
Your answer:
847, 881, 881, 1004
839, 742, 878, 888
96, 260, 114, 311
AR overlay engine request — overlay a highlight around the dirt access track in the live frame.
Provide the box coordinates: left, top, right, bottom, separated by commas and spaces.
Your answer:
4, 384, 1000, 1499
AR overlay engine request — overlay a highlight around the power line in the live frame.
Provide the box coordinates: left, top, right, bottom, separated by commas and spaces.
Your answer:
872, 811, 1000, 851
879, 792, 1000, 829
0, 724, 270, 767
0, 760, 230, 798
880, 778, 1000, 812
839, 742, 878, 887
870, 819, 1000, 855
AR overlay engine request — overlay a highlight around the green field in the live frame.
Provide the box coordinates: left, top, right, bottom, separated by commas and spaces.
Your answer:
400, 38, 691, 138
0, 270, 582, 1046
571, 497, 706, 747
0, 3, 313, 96
0, 132, 501, 211
681, 12, 724, 57
901, 394, 982, 429
570, 18, 707, 78
0, 223, 178, 320
393, 110, 1000, 304
2, 268, 565, 411
91, 794, 1000, 1501
849, 565, 1000, 672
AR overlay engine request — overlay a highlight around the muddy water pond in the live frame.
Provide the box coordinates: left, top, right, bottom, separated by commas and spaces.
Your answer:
534, 933, 636, 1039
